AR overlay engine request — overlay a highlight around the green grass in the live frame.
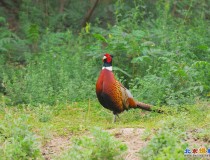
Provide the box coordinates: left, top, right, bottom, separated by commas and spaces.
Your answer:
0, 100, 209, 136
0, 99, 209, 159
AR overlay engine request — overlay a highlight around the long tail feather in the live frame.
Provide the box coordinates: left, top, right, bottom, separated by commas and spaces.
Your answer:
137, 101, 164, 113
136, 102, 152, 111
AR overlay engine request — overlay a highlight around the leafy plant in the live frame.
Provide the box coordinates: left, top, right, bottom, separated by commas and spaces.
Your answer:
34, 105, 53, 122
140, 128, 187, 160
0, 113, 42, 159
57, 128, 127, 160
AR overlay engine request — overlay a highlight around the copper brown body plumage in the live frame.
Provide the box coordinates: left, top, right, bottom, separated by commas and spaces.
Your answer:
96, 53, 153, 122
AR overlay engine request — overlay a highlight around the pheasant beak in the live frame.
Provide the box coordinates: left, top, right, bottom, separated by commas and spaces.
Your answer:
103, 56, 107, 60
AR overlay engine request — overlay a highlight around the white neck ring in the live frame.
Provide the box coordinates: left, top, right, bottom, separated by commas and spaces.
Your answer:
102, 66, 112, 71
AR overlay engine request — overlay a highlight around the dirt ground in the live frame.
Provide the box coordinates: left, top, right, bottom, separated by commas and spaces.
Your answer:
42, 135, 72, 160
41, 128, 147, 160
108, 128, 147, 160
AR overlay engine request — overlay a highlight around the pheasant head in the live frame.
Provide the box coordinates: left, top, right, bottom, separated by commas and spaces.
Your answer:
102, 53, 113, 70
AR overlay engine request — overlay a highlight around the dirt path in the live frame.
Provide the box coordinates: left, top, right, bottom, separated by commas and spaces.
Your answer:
42, 136, 72, 160
42, 128, 147, 160
108, 128, 147, 160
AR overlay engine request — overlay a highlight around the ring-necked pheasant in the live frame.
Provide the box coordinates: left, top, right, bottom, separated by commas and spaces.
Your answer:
96, 53, 155, 122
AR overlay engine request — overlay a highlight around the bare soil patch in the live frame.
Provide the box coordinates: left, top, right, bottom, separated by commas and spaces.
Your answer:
42, 136, 71, 160
108, 128, 147, 160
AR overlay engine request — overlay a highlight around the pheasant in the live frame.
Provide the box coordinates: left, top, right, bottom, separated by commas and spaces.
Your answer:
96, 53, 155, 122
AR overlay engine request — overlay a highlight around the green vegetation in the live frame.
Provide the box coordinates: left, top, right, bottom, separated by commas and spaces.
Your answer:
0, 102, 209, 159
0, 113, 42, 159
0, 0, 209, 159
58, 128, 127, 160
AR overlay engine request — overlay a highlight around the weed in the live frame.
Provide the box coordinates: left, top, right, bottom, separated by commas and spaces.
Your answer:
57, 128, 127, 160
0, 113, 42, 159
34, 105, 53, 122
140, 128, 187, 160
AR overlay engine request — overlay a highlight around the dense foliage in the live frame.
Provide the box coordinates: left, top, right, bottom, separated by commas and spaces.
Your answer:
0, 0, 209, 106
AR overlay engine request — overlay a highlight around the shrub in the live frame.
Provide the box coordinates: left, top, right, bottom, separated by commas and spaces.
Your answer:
3, 31, 96, 105
0, 113, 42, 159
58, 128, 127, 160
140, 128, 187, 160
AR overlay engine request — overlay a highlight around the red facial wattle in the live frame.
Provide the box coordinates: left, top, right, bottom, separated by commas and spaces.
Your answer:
103, 53, 112, 63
